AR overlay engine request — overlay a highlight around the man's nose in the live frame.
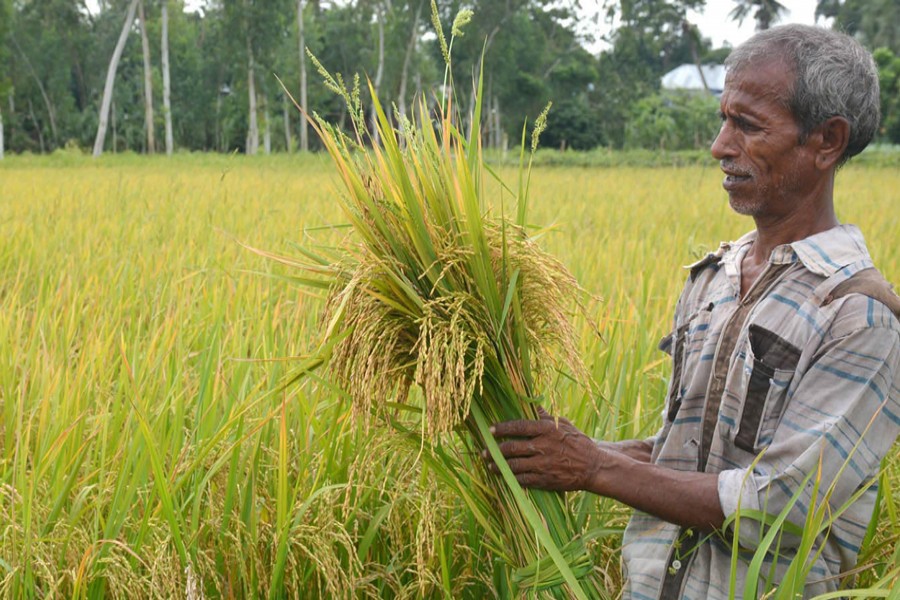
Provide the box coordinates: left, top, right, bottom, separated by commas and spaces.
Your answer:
710, 122, 735, 160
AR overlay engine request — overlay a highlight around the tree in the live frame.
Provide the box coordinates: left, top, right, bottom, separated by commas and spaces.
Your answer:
138, 0, 156, 153
369, 0, 387, 144
396, 0, 425, 121
10, 29, 60, 146
161, 0, 174, 154
297, 0, 309, 151
729, 0, 787, 31
817, 0, 900, 55
874, 47, 900, 143
0, 0, 9, 158
589, 0, 710, 148
433, 0, 597, 147
93, 0, 141, 157
625, 90, 720, 150
218, 0, 292, 154
245, 6, 259, 154
0, 0, 736, 155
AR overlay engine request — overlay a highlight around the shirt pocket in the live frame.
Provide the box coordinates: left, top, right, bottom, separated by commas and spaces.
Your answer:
733, 324, 802, 453
659, 305, 713, 423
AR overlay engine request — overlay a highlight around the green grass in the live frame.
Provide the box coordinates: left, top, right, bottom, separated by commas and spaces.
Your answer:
0, 154, 898, 597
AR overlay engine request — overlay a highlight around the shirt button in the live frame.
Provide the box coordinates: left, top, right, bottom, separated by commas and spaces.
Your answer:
671, 559, 682, 571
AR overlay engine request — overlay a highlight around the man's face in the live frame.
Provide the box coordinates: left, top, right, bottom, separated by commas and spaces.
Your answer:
711, 60, 819, 219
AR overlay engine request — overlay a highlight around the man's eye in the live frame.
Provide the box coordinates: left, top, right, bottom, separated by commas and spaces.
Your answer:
735, 118, 760, 132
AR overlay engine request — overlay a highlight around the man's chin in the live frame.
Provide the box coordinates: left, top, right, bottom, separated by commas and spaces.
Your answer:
728, 195, 761, 217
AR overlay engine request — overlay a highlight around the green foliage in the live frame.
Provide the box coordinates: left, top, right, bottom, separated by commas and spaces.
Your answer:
874, 47, 900, 144
625, 90, 720, 151
587, 0, 719, 149
817, 0, 900, 55
0, 0, 10, 95
541, 98, 606, 151
1, 0, 893, 156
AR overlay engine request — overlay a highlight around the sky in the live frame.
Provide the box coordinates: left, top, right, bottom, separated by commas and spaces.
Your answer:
686, 0, 823, 48
577, 0, 826, 54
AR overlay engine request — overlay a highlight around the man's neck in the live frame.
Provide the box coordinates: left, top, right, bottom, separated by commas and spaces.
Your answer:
740, 204, 839, 297
745, 209, 840, 264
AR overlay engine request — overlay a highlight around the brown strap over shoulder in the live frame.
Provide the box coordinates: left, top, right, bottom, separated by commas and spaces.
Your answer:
822, 267, 900, 320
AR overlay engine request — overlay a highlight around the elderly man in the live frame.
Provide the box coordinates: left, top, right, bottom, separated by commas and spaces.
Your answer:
489, 25, 900, 598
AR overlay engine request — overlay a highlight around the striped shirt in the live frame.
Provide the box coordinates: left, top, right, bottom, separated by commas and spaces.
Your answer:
621, 224, 900, 600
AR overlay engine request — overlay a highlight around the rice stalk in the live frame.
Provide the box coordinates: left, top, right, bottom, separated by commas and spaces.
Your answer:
277, 6, 608, 597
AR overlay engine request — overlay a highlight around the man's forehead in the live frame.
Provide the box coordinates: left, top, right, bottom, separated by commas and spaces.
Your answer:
722, 59, 794, 106
724, 56, 792, 86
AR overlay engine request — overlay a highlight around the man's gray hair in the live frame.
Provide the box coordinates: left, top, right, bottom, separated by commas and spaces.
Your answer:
725, 24, 880, 164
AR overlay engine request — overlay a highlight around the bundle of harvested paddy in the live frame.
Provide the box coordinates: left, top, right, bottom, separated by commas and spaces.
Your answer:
281, 12, 609, 598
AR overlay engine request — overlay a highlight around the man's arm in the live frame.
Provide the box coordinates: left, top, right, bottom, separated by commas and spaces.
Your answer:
487, 414, 724, 532
596, 438, 653, 463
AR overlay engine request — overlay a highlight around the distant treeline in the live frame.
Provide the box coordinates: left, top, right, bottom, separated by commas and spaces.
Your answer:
0, 0, 898, 157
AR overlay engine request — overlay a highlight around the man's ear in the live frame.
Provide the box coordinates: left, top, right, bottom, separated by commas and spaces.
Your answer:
814, 116, 850, 170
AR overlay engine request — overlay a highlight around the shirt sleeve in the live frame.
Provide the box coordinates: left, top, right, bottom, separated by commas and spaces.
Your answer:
717, 317, 900, 552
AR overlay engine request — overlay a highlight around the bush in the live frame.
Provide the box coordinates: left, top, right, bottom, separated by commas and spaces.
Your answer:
625, 90, 721, 151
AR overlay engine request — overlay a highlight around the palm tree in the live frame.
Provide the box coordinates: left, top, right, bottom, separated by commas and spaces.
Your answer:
729, 0, 787, 31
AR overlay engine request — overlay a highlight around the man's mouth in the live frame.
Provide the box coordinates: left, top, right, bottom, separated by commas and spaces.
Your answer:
721, 164, 751, 189
723, 173, 751, 186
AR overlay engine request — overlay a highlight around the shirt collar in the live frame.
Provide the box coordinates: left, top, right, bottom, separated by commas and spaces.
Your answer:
716, 224, 870, 277
790, 224, 871, 277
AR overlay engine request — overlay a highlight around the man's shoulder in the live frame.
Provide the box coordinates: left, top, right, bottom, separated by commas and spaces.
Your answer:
823, 287, 900, 341
824, 267, 900, 320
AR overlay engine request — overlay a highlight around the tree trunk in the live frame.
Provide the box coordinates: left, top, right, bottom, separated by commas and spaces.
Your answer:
397, 0, 423, 121
161, 0, 174, 155
682, 21, 710, 94
112, 97, 117, 152
262, 92, 271, 154
415, 71, 422, 107
283, 93, 292, 151
297, 0, 309, 152
7, 91, 14, 147
492, 94, 502, 150
215, 92, 223, 152
246, 31, 259, 155
370, 0, 386, 144
0, 103, 5, 160
139, 0, 156, 154
93, 0, 140, 157
28, 98, 44, 153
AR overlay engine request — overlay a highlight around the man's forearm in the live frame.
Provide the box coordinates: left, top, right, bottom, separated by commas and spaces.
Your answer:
597, 438, 653, 463
586, 450, 725, 531
491, 417, 724, 531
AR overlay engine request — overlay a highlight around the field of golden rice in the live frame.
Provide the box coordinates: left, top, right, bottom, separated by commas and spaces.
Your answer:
1, 154, 898, 598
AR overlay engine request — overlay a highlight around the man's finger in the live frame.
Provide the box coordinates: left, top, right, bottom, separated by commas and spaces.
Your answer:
497, 440, 542, 459
505, 456, 542, 475
515, 472, 550, 490
490, 418, 552, 438
483, 454, 533, 475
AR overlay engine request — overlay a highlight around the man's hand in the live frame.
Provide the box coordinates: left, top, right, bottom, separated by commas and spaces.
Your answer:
485, 409, 725, 530
484, 410, 608, 492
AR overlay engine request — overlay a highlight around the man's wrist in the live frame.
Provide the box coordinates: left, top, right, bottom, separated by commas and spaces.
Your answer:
595, 438, 653, 463
585, 445, 635, 497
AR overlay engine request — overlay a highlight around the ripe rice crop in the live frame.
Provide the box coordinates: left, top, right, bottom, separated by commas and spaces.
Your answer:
0, 153, 897, 598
